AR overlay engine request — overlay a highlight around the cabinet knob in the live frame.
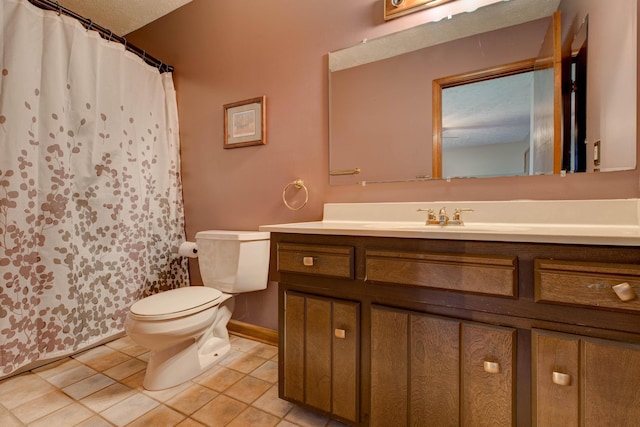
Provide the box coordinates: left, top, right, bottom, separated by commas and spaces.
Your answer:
483, 360, 500, 374
302, 256, 314, 267
552, 371, 572, 386
612, 282, 637, 302
334, 328, 346, 339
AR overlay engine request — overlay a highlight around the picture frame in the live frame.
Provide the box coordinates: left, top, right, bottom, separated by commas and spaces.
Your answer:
223, 96, 266, 149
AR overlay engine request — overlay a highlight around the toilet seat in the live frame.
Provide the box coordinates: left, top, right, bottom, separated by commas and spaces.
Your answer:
129, 287, 223, 321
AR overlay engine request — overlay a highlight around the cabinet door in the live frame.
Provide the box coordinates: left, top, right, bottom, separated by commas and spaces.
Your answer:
462, 323, 516, 427
282, 291, 359, 423
533, 329, 640, 426
583, 338, 640, 426
532, 329, 580, 427
370, 305, 460, 427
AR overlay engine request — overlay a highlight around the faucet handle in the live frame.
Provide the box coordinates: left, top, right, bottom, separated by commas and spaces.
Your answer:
417, 208, 437, 224
451, 208, 474, 224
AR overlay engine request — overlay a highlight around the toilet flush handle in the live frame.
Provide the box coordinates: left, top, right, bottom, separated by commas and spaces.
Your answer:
303, 256, 314, 267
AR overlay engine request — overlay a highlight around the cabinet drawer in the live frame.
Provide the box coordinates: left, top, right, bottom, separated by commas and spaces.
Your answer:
365, 249, 517, 297
277, 243, 354, 279
535, 259, 640, 312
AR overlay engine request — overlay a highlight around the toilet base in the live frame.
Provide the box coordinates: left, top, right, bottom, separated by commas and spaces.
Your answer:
141, 297, 234, 390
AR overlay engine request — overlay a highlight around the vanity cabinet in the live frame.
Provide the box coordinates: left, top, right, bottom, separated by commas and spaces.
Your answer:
370, 306, 515, 427
533, 329, 640, 426
270, 233, 640, 427
282, 290, 360, 424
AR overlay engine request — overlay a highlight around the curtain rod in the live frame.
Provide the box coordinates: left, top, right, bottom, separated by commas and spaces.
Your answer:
27, 0, 174, 73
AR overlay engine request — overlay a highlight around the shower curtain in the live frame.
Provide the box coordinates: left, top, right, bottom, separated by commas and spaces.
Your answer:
0, 0, 189, 376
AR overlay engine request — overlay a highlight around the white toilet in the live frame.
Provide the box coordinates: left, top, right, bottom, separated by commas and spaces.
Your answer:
125, 230, 270, 390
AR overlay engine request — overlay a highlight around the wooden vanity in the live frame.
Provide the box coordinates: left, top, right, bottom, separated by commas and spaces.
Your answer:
264, 220, 640, 426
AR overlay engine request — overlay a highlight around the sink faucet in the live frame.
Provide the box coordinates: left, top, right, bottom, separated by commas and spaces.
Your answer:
438, 207, 449, 225
418, 207, 474, 226
417, 208, 438, 225
449, 208, 474, 225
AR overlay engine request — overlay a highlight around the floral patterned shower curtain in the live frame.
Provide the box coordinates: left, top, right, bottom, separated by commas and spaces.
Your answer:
0, 0, 189, 376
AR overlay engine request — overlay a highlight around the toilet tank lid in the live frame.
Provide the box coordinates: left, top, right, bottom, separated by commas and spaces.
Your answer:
195, 230, 270, 241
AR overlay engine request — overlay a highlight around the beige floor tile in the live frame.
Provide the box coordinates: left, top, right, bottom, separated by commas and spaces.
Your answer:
74, 415, 114, 427
230, 336, 259, 353
46, 364, 98, 388
224, 375, 272, 404
11, 389, 73, 424
142, 379, 193, 403
136, 351, 151, 363
276, 421, 300, 427
252, 385, 294, 418
0, 405, 23, 427
247, 342, 279, 360
191, 394, 247, 427
62, 373, 116, 400
223, 352, 270, 374
176, 418, 207, 427
32, 357, 82, 379
0, 373, 56, 409
28, 402, 94, 427
194, 366, 244, 393
284, 405, 331, 427
250, 360, 278, 383
80, 382, 137, 412
119, 369, 146, 391
126, 404, 186, 427
105, 336, 148, 357
100, 392, 159, 426
166, 383, 218, 415
73, 346, 132, 372
102, 357, 146, 381
226, 407, 280, 427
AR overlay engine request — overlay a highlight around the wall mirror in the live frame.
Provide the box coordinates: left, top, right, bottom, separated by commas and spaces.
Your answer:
328, 0, 637, 185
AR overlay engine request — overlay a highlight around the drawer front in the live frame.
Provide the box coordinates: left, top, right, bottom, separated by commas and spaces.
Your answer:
535, 259, 640, 312
365, 249, 517, 297
277, 243, 354, 279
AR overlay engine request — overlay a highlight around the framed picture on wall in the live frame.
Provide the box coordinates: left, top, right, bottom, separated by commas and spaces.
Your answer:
223, 96, 266, 149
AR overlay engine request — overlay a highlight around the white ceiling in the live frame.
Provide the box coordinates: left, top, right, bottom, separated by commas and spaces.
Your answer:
57, 0, 192, 35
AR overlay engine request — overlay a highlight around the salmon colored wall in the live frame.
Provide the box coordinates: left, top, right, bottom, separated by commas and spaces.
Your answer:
128, 0, 640, 330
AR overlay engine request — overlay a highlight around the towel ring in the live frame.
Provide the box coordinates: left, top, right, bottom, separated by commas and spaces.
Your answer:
282, 179, 308, 211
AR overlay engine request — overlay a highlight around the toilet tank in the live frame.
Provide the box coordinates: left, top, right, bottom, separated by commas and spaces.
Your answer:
195, 230, 270, 293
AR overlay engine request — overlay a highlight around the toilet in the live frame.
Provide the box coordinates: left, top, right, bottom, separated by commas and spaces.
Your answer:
125, 230, 270, 390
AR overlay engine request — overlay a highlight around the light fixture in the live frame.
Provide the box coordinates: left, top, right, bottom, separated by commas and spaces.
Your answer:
384, 0, 510, 22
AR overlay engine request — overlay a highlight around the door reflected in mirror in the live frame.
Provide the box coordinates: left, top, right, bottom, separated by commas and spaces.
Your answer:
441, 71, 535, 178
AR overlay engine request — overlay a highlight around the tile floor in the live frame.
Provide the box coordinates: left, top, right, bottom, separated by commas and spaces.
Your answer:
0, 335, 348, 427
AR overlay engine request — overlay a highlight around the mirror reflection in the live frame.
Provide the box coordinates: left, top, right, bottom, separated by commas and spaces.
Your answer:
328, 0, 637, 185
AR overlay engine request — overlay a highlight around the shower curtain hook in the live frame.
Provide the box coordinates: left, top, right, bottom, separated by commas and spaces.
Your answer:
56, 2, 61, 15
86, 19, 93, 32
107, 30, 113, 43
142, 51, 147, 63
123, 37, 127, 51
158, 61, 163, 72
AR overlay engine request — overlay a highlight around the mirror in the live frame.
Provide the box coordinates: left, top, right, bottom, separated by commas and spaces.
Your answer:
328, 0, 637, 185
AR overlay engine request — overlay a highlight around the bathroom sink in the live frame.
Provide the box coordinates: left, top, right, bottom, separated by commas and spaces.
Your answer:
362, 222, 532, 232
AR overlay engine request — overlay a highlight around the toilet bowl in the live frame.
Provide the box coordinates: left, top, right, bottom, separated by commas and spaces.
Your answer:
124, 230, 270, 390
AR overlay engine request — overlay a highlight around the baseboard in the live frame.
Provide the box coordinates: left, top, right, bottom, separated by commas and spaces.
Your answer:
228, 319, 278, 347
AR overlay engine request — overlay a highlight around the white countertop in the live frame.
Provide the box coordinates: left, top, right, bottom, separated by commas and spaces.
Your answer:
259, 200, 640, 246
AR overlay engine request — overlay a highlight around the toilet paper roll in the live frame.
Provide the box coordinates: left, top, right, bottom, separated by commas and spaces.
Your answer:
178, 241, 198, 258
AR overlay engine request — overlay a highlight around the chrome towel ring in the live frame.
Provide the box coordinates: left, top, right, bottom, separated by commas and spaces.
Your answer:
282, 179, 308, 211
